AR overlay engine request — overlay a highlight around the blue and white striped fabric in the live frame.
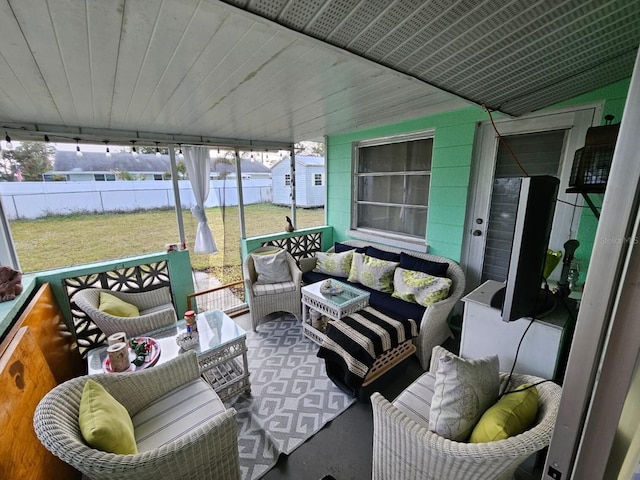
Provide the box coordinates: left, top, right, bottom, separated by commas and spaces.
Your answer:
392, 371, 436, 429
132, 378, 226, 452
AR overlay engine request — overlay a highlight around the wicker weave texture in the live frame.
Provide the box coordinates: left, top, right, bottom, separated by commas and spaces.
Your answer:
73, 286, 177, 337
323, 240, 466, 369
33, 351, 241, 480
372, 347, 562, 480
243, 247, 302, 331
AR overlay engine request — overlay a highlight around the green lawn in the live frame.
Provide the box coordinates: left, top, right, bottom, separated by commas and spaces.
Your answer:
10, 203, 324, 282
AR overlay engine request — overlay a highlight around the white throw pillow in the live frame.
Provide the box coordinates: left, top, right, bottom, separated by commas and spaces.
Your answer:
313, 250, 353, 278
251, 249, 292, 284
428, 350, 500, 441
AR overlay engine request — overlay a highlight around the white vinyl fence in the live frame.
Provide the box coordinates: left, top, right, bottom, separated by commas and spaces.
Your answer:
0, 179, 272, 220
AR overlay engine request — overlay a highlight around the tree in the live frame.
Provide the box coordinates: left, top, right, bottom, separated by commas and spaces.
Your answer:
1, 141, 54, 181
294, 141, 324, 156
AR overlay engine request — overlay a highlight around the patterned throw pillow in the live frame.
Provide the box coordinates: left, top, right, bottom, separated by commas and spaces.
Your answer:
313, 250, 353, 278
391, 267, 452, 306
429, 351, 500, 441
347, 252, 398, 293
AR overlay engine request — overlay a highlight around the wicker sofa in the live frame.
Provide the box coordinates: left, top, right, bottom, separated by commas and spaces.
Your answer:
371, 345, 562, 480
300, 240, 466, 369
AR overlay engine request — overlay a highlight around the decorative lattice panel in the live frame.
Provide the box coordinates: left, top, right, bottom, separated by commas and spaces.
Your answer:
262, 231, 322, 263
63, 261, 172, 357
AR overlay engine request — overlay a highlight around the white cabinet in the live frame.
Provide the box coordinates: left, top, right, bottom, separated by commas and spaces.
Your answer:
460, 280, 573, 380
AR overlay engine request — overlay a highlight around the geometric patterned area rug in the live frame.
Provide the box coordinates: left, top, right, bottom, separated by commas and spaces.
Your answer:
225, 316, 356, 480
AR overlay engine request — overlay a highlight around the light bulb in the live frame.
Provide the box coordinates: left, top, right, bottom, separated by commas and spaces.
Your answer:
106, 147, 112, 158
178, 149, 184, 161
155, 143, 161, 157
75, 139, 83, 158
4, 134, 13, 150
132, 147, 138, 158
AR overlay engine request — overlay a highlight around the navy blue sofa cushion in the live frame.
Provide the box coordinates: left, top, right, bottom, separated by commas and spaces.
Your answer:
366, 246, 401, 263
399, 251, 448, 277
334, 242, 368, 254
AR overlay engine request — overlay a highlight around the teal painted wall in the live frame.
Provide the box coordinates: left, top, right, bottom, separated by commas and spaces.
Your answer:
327, 79, 631, 273
327, 107, 486, 262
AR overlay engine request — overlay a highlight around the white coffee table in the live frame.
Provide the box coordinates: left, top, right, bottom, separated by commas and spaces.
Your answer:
301, 279, 370, 344
87, 309, 251, 402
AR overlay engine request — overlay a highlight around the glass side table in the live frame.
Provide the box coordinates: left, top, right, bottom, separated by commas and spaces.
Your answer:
87, 309, 251, 402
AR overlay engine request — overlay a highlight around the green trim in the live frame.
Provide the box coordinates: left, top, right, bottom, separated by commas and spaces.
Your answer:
1, 250, 194, 342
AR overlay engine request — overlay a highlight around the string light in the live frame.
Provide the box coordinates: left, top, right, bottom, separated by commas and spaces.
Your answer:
177, 144, 184, 161
4, 133, 13, 150
44, 135, 50, 143
104, 140, 112, 158
75, 138, 83, 158
131, 141, 138, 159
155, 142, 161, 157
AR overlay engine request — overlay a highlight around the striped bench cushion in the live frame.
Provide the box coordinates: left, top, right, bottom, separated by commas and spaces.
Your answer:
132, 378, 226, 452
392, 371, 436, 428
252, 280, 296, 297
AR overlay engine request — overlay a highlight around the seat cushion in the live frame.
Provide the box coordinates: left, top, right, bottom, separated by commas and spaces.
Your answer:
79, 379, 138, 455
132, 378, 226, 452
392, 371, 436, 428
252, 280, 296, 297
99, 292, 140, 317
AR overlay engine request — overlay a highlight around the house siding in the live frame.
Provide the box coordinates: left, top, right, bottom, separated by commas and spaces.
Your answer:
327, 78, 631, 271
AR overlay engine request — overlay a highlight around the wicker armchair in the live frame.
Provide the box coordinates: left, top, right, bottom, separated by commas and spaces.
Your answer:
243, 246, 302, 331
73, 286, 177, 337
33, 351, 241, 480
371, 346, 562, 480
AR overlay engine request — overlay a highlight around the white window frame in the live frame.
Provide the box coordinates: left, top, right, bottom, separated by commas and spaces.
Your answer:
350, 129, 434, 247
284, 173, 291, 186
314, 173, 323, 186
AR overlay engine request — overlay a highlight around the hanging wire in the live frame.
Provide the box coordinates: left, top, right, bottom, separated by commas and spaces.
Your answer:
482, 105, 529, 177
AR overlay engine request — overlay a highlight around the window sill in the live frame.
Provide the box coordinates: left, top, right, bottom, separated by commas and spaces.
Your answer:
346, 229, 429, 253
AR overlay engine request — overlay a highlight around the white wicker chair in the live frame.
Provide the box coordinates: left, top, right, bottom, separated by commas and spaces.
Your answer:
371, 346, 562, 480
300, 240, 466, 369
243, 246, 302, 331
73, 286, 177, 337
33, 351, 241, 480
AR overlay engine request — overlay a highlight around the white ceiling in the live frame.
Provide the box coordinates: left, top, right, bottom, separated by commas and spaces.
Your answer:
0, 0, 638, 148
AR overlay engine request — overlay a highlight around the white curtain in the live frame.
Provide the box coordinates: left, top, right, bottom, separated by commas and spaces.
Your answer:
184, 146, 218, 253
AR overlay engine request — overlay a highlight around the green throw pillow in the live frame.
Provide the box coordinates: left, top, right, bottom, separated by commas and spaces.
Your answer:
99, 292, 140, 317
429, 350, 500, 442
347, 253, 398, 293
79, 379, 138, 455
391, 267, 452, 306
469, 384, 539, 443
313, 250, 353, 278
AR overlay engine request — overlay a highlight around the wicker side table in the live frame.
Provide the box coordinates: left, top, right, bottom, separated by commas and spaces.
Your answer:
300, 280, 370, 344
